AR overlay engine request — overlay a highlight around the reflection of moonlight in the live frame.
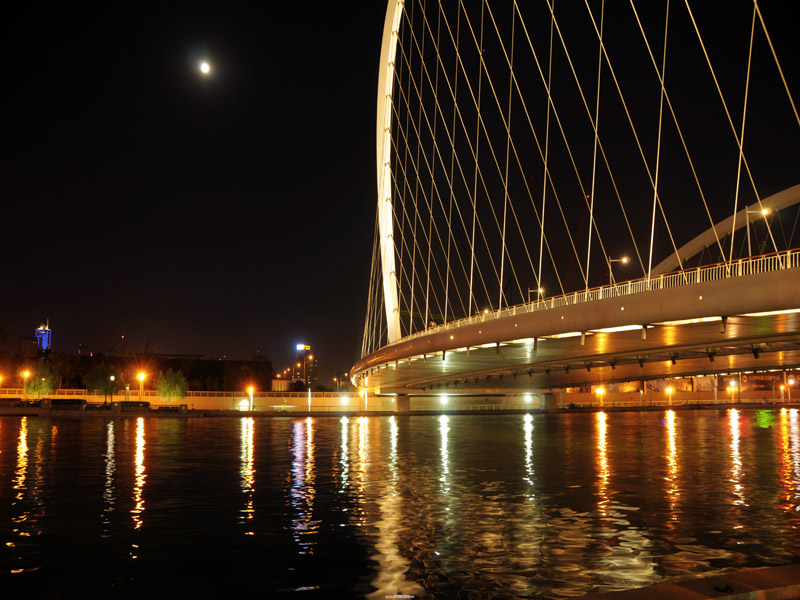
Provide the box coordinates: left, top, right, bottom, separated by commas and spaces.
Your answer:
200, 61, 210, 75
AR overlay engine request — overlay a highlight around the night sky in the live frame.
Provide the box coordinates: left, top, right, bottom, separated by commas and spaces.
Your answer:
3, 3, 387, 377
3, 2, 798, 381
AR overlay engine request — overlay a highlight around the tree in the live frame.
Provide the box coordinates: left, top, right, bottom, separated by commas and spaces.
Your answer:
25, 363, 60, 400
156, 370, 188, 407
84, 363, 120, 404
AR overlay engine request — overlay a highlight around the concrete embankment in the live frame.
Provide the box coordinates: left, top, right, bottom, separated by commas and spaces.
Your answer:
0, 401, 793, 419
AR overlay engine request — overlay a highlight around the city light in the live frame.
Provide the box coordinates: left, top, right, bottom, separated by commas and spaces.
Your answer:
199, 61, 210, 75
595, 387, 605, 406
138, 372, 146, 401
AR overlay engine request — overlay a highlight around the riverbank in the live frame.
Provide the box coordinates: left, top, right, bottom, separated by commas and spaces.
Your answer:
0, 400, 793, 419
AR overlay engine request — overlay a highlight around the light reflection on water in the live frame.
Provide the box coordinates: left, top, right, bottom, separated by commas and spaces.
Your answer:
666, 410, 679, 518
103, 420, 115, 533
729, 408, 745, 506
290, 416, 318, 554
3, 410, 800, 597
596, 411, 609, 514
131, 417, 146, 532
241, 417, 255, 528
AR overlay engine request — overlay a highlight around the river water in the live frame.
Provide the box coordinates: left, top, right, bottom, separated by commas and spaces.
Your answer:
1, 409, 800, 598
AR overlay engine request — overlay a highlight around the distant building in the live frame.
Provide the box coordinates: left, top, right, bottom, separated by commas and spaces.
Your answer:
271, 378, 291, 392
293, 344, 318, 388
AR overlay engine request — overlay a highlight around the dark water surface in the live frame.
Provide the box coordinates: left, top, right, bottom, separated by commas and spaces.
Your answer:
2, 409, 800, 598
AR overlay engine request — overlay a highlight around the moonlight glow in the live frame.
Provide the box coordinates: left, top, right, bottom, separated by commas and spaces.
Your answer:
200, 61, 210, 75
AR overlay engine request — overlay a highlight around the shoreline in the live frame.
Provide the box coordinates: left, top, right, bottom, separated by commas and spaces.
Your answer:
0, 401, 792, 419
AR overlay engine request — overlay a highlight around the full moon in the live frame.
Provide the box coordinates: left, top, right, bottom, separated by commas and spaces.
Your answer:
200, 61, 210, 75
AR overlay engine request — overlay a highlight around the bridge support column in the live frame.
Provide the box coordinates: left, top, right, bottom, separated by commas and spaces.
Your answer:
540, 393, 559, 410
394, 394, 411, 413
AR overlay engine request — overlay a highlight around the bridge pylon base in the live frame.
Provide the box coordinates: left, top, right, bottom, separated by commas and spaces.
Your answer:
394, 394, 410, 413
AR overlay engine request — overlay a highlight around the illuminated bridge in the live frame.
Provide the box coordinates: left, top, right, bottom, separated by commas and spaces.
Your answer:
351, 0, 800, 405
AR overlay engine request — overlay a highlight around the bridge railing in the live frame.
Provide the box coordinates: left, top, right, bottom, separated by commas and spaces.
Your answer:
402, 249, 799, 342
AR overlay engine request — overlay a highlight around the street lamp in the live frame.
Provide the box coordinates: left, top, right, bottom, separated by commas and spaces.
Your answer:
666, 386, 674, 406
595, 386, 605, 407
138, 372, 146, 401
21, 370, 30, 401
248, 386, 254, 412
728, 380, 737, 403
527, 287, 545, 303
608, 256, 629, 286
745, 207, 771, 257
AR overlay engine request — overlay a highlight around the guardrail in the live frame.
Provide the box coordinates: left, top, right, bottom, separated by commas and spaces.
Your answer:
401, 248, 800, 342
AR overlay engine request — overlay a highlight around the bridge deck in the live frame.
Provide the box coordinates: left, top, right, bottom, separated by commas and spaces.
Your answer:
353, 267, 800, 394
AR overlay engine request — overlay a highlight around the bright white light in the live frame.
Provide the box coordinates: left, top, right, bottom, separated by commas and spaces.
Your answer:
238, 399, 249, 411
341, 396, 349, 406
524, 394, 533, 404
440, 394, 449, 405
200, 61, 210, 74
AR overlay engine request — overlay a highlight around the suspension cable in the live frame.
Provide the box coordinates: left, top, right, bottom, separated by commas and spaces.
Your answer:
647, 0, 669, 286
629, 0, 725, 268
729, 6, 756, 265
684, 0, 778, 256
753, 1, 800, 129
586, 0, 604, 292
539, 0, 555, 298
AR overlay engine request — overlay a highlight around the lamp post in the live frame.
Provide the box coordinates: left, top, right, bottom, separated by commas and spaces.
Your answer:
666, 386, 674, 406
728, 381, 736, 404
595, 386, 605, 407
248, 386, 254, 412
22, 370, 30, 401
138, 372, 146, 402
527, 287, 544, 303
608, 256, 629, 286
745, 207, 771, 257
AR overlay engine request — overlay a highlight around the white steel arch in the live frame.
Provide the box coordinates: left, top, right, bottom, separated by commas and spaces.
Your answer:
376, 0, 405, 344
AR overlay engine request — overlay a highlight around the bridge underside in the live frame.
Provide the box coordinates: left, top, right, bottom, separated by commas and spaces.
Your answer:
353, 269, 800, 395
